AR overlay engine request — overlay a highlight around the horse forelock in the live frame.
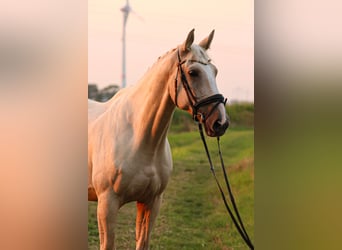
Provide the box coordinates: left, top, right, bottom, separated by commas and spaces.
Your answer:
155, 45, 210, 65
188, 44, 211, 63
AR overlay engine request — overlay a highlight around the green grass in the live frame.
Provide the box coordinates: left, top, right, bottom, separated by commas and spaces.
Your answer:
88, 127, 254, 249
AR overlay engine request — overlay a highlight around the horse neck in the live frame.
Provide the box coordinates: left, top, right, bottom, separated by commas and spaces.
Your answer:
131, 51, 177, 149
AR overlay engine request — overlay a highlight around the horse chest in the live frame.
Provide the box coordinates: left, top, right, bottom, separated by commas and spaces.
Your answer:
116, 157, 172, 203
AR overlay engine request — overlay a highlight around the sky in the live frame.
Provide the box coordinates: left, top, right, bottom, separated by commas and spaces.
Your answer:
88, 0, 254, 102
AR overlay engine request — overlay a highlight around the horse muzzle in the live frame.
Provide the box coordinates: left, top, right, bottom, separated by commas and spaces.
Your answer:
212, 117, 229, 136
198, 103, 229, 137
205, 115, 229, 137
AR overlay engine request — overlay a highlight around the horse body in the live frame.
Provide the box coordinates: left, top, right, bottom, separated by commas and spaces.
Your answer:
88, 29, 229, 250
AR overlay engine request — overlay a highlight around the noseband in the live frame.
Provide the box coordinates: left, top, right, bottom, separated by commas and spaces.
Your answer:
174, 49, 227, 122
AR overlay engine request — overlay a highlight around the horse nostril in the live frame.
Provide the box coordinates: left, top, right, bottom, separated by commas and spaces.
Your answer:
213, 120, 221, 132
213, 119, 229, 134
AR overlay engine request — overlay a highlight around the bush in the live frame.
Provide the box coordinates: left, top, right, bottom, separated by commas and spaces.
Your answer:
170, 102, 254, 133
226, 102, 254, 128
170, 109, 195, 133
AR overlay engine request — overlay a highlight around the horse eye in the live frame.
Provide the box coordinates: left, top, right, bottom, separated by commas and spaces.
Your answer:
188, 70, 198, 77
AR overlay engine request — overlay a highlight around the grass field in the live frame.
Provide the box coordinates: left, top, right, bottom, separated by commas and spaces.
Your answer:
88, 124, 254, 250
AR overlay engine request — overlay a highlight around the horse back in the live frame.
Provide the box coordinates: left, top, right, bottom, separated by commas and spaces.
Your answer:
88, 99, 108, 124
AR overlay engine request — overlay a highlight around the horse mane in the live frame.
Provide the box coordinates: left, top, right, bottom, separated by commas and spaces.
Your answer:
143, 47, 177, 74
157, 47, 177, 60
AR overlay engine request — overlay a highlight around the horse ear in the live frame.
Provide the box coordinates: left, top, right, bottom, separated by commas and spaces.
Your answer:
199, 29, 215, 50
182, 29, 195, 52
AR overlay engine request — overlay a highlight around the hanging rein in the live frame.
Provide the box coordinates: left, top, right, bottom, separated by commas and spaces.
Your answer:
174, 49, 254, 249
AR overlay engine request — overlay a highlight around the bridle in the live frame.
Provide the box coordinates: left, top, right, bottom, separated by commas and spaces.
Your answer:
174, 48, 227, 122
174, 48, 254, 249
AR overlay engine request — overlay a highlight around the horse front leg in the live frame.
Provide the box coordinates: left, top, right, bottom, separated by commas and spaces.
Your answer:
97, 190, 120, 250
135, 196, 162, 250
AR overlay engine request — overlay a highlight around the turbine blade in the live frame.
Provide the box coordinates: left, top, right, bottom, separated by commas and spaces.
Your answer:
130, 9, 144, 22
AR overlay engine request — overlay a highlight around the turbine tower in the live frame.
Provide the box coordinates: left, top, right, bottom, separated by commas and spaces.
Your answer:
120, 0, 143, 88
120, 0, 131, 88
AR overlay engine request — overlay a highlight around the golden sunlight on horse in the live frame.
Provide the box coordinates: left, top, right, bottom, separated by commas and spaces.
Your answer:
88, 29, 229, 250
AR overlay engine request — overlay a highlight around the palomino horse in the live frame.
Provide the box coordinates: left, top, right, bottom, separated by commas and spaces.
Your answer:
88, 29, 229, 250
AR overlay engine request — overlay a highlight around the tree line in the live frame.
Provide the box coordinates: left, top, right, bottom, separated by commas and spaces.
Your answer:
88, 84, 120, 102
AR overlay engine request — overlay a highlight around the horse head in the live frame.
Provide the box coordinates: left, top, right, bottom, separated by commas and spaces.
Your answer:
170, 29, 229, 137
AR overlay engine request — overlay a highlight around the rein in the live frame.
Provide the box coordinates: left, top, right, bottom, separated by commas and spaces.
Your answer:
198, 123, 254, 249
174, 48, 254, 249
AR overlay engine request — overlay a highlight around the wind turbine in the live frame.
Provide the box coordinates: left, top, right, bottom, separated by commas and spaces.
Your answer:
120, 0, 142, 88
120, 0, 130, 88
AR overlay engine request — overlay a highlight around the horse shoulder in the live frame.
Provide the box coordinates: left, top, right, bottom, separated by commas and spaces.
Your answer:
88, 90, 136, 188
